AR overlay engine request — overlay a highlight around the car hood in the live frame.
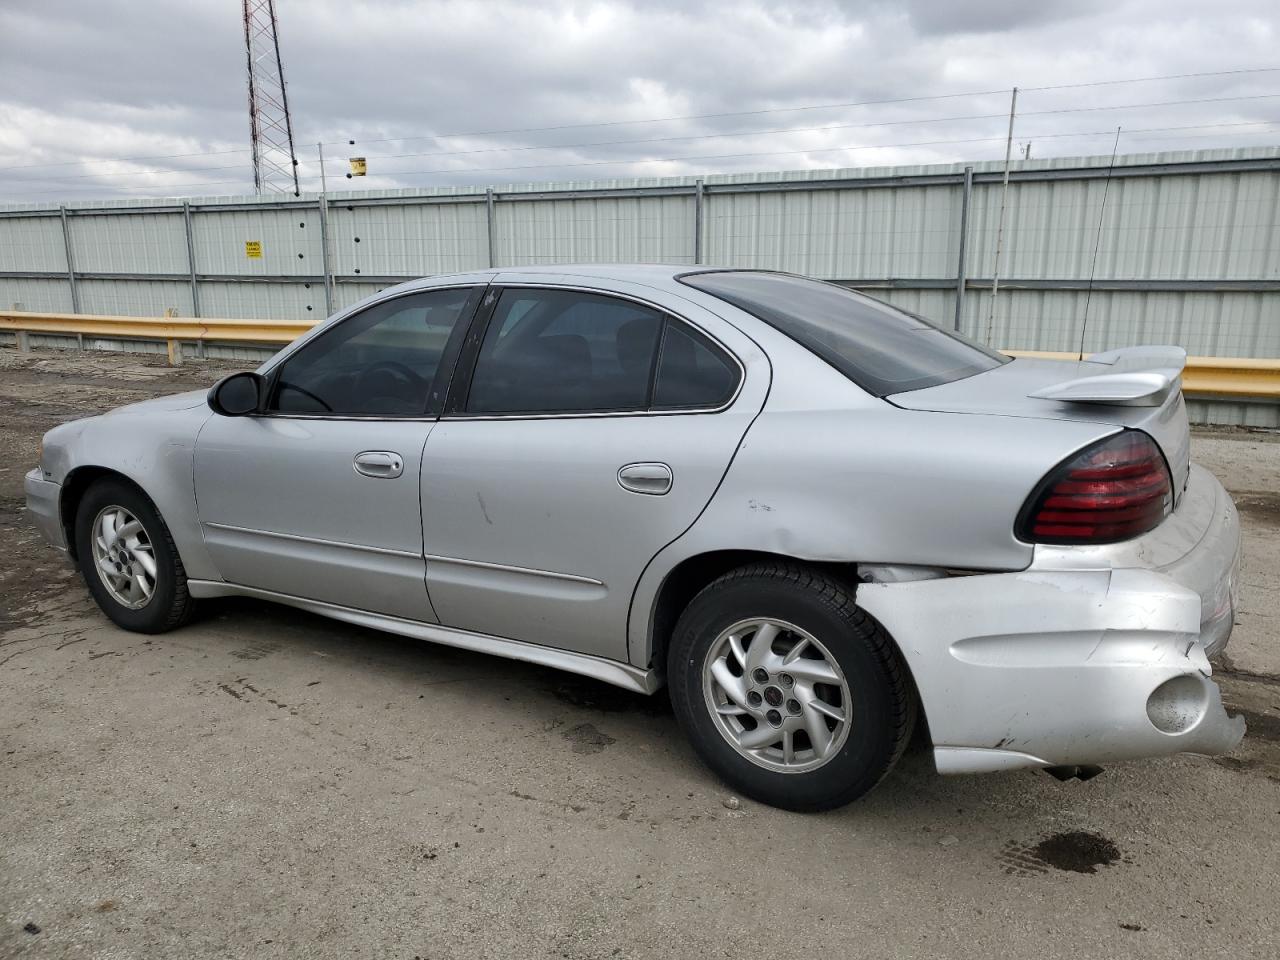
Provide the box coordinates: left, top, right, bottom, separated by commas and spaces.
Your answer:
103, 389, 208, 417
889, 356, 1192, 498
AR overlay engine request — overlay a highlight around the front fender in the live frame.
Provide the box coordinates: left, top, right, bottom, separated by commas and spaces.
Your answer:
45, 403, 221, 582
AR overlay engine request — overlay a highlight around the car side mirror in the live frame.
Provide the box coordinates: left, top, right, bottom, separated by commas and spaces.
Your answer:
208, 372, 264, 417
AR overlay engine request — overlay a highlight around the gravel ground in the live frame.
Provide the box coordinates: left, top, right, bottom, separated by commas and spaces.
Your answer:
1, 348, 1277, 960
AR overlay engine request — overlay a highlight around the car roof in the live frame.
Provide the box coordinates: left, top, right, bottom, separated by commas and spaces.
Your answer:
392, 263, 748, 292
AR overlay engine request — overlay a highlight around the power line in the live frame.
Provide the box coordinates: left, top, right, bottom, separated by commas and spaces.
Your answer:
8, 90, 1280, 190
309, 67, 1280, 148
307, 122, 1276, 183
0, 110, 1012, 185
1020, 66, 1280, 92
0, 91, 1010, 177
5, 119, 1278, 200
3, 65, 1277, 176
307, 95, 1280, 177
1024, 91, 1280, 117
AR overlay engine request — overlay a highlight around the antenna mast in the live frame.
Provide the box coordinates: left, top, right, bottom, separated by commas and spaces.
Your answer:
243, 0, 300, 195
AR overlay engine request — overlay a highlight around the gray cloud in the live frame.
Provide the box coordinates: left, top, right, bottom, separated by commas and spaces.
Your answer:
0, 0, 1276, 202
867, 0, 1109, 36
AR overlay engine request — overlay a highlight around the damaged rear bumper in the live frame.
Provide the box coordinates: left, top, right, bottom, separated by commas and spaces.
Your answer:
858, 463, 1245, 775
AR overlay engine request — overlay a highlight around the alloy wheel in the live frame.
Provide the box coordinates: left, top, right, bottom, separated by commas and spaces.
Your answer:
90, 505, 157, 610
701, 618, 852, 774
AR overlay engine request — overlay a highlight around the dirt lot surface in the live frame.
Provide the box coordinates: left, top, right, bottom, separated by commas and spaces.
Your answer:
1, 348, 1278, 960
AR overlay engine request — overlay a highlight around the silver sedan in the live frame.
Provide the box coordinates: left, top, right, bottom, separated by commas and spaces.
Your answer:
25, 266, 1244, 810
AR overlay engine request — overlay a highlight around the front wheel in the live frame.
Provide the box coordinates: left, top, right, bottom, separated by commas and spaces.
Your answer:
74, 479, 194, 633
667, 562, 915, 812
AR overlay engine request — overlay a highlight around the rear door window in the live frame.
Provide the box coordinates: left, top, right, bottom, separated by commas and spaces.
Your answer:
679, 271, 1006, 395
466, 289, 664, 414
462, 287, 743, 416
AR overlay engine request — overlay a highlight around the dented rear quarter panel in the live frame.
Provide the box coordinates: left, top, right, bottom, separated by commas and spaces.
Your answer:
627, 353, 1120, 667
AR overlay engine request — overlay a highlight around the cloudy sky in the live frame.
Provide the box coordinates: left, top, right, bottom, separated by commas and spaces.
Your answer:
0, 0, 1277, 202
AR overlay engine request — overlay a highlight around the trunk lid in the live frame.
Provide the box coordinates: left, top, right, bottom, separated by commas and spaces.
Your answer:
888, 348, 1192, 501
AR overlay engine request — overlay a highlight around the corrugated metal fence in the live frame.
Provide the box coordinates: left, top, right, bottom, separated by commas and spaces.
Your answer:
2, 146, 1277, 422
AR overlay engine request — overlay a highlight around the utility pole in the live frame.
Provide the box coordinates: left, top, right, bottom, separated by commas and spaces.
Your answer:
985, 86, 1018, 345
243, 0, 300, 195
317, 142, 335, 315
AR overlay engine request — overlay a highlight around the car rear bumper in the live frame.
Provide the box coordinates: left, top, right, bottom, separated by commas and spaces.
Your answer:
858, 463, 1245, 774
25, 467, 67, 553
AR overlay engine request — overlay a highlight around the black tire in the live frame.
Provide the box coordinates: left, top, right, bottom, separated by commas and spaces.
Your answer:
74, 478, 194, 633
667, 561, 915, 812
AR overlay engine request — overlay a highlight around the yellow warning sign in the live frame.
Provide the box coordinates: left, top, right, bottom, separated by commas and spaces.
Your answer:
349, 157, 367, 176
245, 241, 263, 259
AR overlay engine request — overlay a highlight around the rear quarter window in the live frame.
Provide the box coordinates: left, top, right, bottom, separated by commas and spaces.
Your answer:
679, 271, 1006, 396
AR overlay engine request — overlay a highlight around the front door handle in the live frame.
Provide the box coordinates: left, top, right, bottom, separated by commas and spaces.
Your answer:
353, 451, 404, 479
618, 462, 672, 496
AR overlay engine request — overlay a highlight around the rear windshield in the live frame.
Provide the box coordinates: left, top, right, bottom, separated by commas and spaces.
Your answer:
679, 271, 1007, 396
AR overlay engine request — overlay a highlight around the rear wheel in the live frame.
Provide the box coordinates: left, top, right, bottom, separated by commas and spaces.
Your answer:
74, 479, 194, 633
667, 562, 914, 811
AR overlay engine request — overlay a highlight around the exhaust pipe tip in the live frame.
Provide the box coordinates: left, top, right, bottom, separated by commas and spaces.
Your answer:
1043, 764, 1105, 782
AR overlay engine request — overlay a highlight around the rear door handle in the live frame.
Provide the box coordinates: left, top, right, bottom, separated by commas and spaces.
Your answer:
353, 451, 404, 479
618, 462, 672, 496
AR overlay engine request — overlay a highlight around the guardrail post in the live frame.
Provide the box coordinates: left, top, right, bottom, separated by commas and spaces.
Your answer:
694, 179, 705, 264
183, 201, 202, 319
486, 188, 497, 268
11, 302, 29, 352
953, 166, 973, 331
163, 307, 182, 366
59, 205, 81, 315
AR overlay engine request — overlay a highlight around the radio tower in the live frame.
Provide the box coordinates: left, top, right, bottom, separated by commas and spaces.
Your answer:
242, 0, 300, 195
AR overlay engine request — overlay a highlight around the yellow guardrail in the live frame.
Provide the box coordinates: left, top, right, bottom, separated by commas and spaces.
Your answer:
2, 310, 1278, 398
0, 310, 311, 344
0, 310, 314, 364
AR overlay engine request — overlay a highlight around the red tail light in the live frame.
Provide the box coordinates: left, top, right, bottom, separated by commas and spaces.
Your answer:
1018, 431, 1172, 544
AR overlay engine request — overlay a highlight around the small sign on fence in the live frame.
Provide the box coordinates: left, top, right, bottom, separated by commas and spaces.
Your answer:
244, 241, 263, 259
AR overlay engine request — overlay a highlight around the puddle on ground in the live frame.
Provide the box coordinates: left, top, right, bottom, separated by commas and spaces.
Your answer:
999, 831, 1126, 876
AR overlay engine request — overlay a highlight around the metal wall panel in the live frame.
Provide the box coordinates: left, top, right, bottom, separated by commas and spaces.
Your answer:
327, 202, 488, 276
0, 277, 73, 312
196, 281, 319, 319
204, 343, 280, 363
957, 289, 1279, 358
869, 288, 956, 322
333, 281, 397, 313
191, 207, 325, 277
964, 169, 1280, 281
0, 148, 1276, 373
496, 196, 695, 266
75, 279, 194, 317
0, 216, 67, 272
1185, 399, 1279, 429
706, 185, 959, 278
81, 337, 167, 355
68, 212, 189, 274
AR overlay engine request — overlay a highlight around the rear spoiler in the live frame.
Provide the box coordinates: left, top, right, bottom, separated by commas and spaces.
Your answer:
1027, 345, 1187, 407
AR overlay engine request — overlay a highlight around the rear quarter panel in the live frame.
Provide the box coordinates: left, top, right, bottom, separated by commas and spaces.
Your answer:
627, 359, 1120, 668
